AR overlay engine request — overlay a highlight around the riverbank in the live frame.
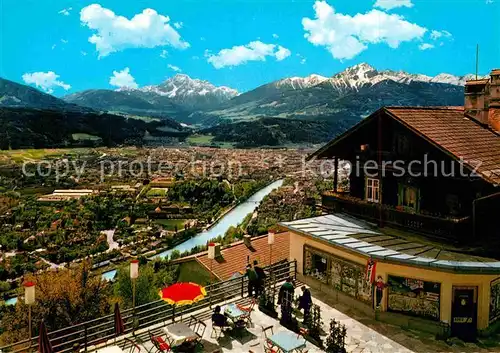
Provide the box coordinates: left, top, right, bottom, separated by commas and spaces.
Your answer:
155, 179, 284, 259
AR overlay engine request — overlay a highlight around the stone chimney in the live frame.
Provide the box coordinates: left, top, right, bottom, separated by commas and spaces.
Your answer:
214, 243, 222, 258
243, 234, 252, 249
464, 68, 500, 132
488, 69, 500, 132
464, 78, 490, 125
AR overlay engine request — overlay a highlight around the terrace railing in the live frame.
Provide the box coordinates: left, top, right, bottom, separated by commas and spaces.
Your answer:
322, 192, 471, 242
0, 260, 297, 353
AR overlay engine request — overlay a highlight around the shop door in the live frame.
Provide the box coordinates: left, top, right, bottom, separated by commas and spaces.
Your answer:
451, 287, 477, 341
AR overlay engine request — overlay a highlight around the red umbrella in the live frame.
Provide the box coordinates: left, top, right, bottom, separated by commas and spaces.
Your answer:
159, 282, 207, 305
38, 321, 53, 353
114, 303, 125, 336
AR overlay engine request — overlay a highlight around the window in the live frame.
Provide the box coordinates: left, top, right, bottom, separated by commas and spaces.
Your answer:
304, 245, 372, 303
366, 178, 380, 203
395, 134, 410, 155
387, 275, 441, 321
399, 185, 418, 210
304, 248, 329, 283
446, 194, 460, 215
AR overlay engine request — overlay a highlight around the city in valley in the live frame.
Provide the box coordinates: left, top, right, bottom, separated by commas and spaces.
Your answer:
1, 0, 499, 352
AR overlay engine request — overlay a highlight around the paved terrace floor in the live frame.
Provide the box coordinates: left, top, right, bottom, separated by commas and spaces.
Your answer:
106, 285, 413, 353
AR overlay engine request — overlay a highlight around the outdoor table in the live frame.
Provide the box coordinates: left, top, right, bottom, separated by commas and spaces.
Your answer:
95, 346, 124, 353
163, 322, 198, 346
224, 303, 247, 322
268, 331, 307, 353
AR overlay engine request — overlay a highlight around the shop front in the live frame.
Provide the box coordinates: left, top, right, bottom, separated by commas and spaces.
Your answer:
304, 245, 372, 304
282, 214, 500, 339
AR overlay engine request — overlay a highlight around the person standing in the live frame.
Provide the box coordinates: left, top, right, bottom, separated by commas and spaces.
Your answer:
278, 277, 295, 324
375, 275, 387, 309
245, 264, 258, 297
253, 260, 266, 297
298, 286, 312, 323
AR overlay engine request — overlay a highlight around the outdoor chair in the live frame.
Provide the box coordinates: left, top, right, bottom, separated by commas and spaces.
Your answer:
211, 318, 233, 340
124, 338, 141, 353
237, 298, 257, 326
264, 339, 279, 353
188, 315, 207, 341
262, 325, 274, 339
211, 324, 224, 340
148, 330, 172, 353
298, 327, 309, 338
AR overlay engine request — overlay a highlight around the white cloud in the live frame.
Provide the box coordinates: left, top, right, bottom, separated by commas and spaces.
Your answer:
300, 58, 307, 64
58, 7, 72, 16
61, 39, 68, 44
430, 30, 452, 40
374, 0, 413, 10
206, 41, 292, 69
173, 22, 183, 29
80, 4, 189, 58
419, 43, 434, 50
275, 46, 291, 61
22, 71, 71, 94
168, 64, 182, 72
109, 67, 138, 89
160, 49, 168, 58
272, 33, 279, 39
302, 1, 427, 60
51, 44, 57, 50
81, 51, 88, 56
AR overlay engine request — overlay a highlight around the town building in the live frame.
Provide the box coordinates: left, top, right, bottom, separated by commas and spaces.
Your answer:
278, 69, 500, 341
37, 189, 97, 202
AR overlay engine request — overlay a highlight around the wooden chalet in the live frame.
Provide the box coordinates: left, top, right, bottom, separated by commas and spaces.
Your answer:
309, 69, 500, 246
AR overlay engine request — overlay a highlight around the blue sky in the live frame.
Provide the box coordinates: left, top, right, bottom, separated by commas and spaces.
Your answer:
1, 0, 499, 95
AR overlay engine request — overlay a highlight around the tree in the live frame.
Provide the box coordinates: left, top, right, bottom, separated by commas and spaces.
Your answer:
114, 265, 158, 308
0, 281, 10, 292
0, 262, 110, 345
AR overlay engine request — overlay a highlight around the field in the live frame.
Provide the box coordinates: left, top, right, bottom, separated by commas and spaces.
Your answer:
0, 148, 90, 163
146, 188, 168, 197
155, 219, 187, 231
187, 134, 214, 145
187, 134, 235, 148
177, 260, 213, 285
71, 133, 102, 141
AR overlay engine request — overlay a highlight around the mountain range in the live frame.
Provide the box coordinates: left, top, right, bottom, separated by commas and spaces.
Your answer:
0, 63, 472, 148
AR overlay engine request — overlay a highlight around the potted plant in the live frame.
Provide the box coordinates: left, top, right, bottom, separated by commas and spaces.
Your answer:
325, 318, 347, 353
304, 304, 324, 348
258, 288, 278, 318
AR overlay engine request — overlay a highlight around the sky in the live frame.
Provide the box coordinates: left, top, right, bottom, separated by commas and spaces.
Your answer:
0, 0, 499, 95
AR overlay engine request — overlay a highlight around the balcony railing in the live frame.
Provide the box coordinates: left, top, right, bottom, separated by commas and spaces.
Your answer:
322, 192, 471, 242
0, 260, 297, 353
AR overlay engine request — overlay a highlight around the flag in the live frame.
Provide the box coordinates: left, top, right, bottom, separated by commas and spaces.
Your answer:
365, 258, 376, 285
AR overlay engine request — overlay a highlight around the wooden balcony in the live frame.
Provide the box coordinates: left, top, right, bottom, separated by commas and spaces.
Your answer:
322, 192, 471, 242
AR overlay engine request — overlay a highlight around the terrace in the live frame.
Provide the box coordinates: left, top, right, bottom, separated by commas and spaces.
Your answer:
322, 192, 472, 242
0, 261, 412, 353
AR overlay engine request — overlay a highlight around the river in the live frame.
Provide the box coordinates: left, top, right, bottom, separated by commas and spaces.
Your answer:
154, 179, 284, 259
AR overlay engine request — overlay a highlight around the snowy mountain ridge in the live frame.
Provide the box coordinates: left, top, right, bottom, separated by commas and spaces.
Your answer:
326, 63, 479, 93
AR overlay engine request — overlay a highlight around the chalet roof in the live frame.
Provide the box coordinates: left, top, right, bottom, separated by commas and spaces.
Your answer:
280, 214, 500, 274
308, 106, 500, 185
491, 69, 500, 75
196, 233, 290, 280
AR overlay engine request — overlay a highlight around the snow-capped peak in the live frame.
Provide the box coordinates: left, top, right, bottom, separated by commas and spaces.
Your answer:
325, 63, 478, 94
275, 74, 328, 90
135, 74, 238, 110
141, 74, 238, 100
